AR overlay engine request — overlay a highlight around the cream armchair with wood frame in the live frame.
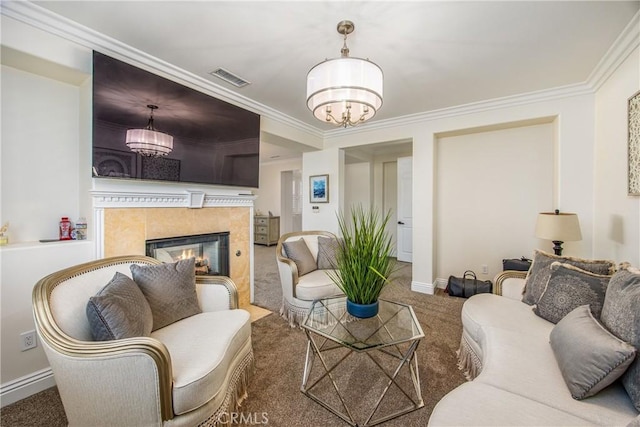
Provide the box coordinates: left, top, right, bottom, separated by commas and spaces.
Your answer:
276, 231, 344, 327
32, 255, 253, 427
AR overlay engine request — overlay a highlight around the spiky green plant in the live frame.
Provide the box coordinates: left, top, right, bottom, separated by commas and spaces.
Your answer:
327, 204, 395, 305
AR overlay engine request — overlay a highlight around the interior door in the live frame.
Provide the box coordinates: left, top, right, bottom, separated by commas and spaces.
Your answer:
396, 156, 413, 262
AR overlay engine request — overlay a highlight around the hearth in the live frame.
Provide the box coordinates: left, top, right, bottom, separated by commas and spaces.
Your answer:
146, 232, 229, 276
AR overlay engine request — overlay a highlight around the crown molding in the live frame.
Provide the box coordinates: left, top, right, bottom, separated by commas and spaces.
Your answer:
324, 11, 639, 139
3, 1, 637, 143
0, 1, 324, 140
587, 10, 640, 91
324, 82, 593, 139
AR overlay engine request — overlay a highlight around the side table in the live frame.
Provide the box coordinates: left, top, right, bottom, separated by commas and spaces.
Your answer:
301, 297, 425, 426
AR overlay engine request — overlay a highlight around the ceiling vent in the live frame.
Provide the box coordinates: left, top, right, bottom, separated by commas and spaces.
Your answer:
209, 68, 250, 88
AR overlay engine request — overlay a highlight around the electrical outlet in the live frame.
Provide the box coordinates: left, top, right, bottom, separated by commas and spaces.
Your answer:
481, 264, 488, 275
20, 330, 37, 351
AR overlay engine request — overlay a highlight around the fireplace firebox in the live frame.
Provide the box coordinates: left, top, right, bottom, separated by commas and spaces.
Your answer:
145, 232, 229, 276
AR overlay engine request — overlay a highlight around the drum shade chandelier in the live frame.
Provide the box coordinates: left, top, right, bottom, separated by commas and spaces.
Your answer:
306, 20, 383, 128
125, 104, 173, 157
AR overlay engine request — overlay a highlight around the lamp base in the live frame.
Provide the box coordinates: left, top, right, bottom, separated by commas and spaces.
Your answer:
552, 240, 564, 256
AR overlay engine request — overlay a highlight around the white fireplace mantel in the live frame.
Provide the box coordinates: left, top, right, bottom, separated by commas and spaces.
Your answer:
91, 190, 257, 209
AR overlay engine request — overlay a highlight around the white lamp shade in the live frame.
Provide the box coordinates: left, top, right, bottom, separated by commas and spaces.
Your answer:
535, 212, 582, 242
125, 129, 173, 156
307, 57, 383, 123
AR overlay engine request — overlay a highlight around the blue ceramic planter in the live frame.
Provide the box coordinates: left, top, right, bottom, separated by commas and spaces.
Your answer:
346, 299, 379, 318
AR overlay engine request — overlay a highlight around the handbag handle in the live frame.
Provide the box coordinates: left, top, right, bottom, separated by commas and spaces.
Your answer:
463, 270, 478, 297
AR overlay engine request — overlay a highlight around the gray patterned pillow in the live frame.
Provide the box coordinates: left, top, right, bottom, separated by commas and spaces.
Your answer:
535, 262, 610, 324
550, 305, 636, 400
282, 238, 317, 276
131, 257, 201, 331
522, 250, 615, 305
86, 272, 153, 341
600, 266, 640, 411
317, 236, 342, 270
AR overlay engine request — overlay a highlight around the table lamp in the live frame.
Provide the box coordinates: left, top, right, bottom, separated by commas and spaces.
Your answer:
535, 209, 582, 256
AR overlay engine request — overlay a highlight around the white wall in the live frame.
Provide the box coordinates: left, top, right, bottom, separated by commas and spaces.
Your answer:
435, 123, 555, 282
344, 162, 372, 213
254, 158, 302, 217
0, 64, 95, 402
594, 46, 640, 265
302, 148, 344, 233
325, 94, 598, 293
1, 65, 86, 241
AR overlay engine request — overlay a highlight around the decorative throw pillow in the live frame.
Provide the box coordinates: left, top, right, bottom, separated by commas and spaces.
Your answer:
282, 238, 317, 276
86, 272, 153, 341
534, 262, 610, 324
130, 257, 201, 331
550, 305, 636, 400
317, 236, 342, 270
600, 266, 640, 411
522, 250, 615, 306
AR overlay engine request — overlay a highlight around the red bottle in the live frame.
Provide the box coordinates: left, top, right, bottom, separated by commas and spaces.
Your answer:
59, 217, 72, 240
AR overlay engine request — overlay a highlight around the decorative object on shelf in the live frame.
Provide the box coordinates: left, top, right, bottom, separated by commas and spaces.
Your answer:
327, 205, 395, 318
535, 209, 582, 256
628, 90, 640, 195
125, 104, 174, 157
306, 20, 383, 128
0, 222, 9, 246
309, 174, 329, 203
59, 217, 72, 241
74, 217, 87, 240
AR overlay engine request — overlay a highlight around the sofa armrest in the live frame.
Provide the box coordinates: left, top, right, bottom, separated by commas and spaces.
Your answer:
493, 270, 527, 300
196, 275, 239, 311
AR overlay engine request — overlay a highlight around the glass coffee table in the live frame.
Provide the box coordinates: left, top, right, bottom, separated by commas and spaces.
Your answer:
301, 296, 425, 426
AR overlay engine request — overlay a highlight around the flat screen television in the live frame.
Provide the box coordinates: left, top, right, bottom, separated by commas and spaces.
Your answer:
92, 51, 260, 188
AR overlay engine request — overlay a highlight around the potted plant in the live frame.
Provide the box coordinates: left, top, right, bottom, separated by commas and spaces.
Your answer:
328, 204, 396, 318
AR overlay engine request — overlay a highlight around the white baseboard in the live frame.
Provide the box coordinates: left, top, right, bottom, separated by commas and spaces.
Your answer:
1, 367, 55, 407
411, 280, 435, 295
434, 277, 448, 289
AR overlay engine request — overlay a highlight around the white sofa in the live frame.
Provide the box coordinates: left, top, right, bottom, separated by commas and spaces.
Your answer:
33, 255, 253, 427
276, 231, 344, 326
429, 271, 639, 426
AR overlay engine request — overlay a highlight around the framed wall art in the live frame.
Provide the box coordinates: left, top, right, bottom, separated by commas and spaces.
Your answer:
310, 174, 329, 203
629, 89, 640, 196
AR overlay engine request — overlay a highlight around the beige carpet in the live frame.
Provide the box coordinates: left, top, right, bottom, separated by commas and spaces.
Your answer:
1, 245, 466, 426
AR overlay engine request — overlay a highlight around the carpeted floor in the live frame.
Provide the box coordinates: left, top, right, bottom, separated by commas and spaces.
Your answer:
1, 245, 466, 426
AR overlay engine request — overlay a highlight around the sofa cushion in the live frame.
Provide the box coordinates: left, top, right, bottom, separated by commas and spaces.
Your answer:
151, 309, 251, 415
601, 266, 640, 411
550, 305, 636, 400
428, 382, 600, 426
461, 294, 553, 347
131, 257, 201, 331
295, 269, 343, 300
477, 326, 638, 425
522, 250, 615, 306
86, 272, 153, 341
317, 236, 341, 270
534, 262, 610, 324
283, 238, 317, 276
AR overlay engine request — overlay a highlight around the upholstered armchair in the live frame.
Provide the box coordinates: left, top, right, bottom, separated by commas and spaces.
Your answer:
32, 255, 253, 427
276, 231, 344, 326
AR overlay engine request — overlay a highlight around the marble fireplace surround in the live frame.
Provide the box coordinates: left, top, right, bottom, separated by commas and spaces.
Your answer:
92, 188, 257, 309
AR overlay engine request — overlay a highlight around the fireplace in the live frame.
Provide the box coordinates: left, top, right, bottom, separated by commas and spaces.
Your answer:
146, 232, 230, 276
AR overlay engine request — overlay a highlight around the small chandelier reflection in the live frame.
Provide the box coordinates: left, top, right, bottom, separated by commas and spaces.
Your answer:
125, 104, 173, 157
306, 20, 383, 128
